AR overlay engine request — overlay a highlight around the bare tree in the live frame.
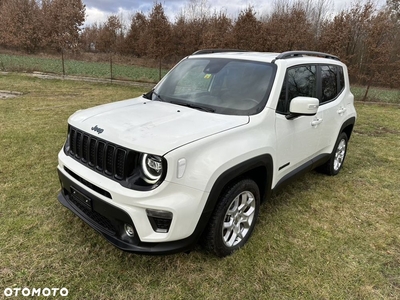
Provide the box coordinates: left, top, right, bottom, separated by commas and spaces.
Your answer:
172, 0, 212, 55
361, 9, 397, 97
387, 0, 400, 20
263, 1, 313, 52
0, 0, 42, 52
41, 0, 85, 74
1, 0, 399, 90
126, 12, 149, 57
231, 6, 261, 50
386, 0, 400, 88
182, 0, 211, 21
147, 2, 171, 79
305, 0, 333, 41
202, 11, 233, 49
171, 15, 190, 57
80, 23, 101, 52
42, 0, 85, 50
96, 15, 123, 53
95, 15, 123, 80
319, 1, 376, 81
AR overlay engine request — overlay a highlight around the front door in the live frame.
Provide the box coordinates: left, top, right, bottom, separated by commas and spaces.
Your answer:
273, 65, 322, 186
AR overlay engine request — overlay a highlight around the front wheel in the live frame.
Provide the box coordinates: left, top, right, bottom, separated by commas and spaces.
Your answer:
318, 132, 348, 176
202, 179, 260, 257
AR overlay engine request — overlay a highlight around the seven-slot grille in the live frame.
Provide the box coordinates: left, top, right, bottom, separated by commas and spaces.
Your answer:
66, 126, 138, 181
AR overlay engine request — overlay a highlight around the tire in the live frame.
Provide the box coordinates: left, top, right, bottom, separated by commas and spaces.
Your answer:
202, 179, 260, 257
318, 132, 348, 176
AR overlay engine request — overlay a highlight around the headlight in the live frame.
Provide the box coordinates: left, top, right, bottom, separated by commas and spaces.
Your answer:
141, 154, 164, 184
63, 125, 71, 155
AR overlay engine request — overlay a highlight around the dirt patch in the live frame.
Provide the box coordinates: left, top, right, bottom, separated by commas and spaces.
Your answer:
354, 125, 400, 137
30, 72, 155, 88
0, 90, 23, 99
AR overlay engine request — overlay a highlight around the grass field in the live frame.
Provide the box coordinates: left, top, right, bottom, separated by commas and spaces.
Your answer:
0, 73, 399, 299
2, 52, 400, 104
352, 85, 400, 104
0, 53, 169, 83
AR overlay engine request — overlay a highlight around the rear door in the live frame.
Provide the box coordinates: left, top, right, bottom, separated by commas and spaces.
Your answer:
316, 65, 349, 153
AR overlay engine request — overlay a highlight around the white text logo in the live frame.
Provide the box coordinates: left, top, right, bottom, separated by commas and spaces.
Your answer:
4, 287, 68, 297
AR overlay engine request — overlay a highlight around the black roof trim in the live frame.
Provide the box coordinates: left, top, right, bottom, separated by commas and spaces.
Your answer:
274, 51, 340, 62
192, 49, 250, 55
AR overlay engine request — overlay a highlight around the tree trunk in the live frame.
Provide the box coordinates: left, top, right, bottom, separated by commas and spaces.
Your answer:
362, 83, 371, 101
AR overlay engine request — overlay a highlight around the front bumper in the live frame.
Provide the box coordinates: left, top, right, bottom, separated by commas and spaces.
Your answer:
57, 165, 210, 255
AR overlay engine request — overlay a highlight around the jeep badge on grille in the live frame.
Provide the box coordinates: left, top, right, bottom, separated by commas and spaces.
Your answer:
91, 125, 104, 134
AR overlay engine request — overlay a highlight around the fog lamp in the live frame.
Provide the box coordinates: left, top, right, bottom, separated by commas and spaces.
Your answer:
124, 224, 135, 237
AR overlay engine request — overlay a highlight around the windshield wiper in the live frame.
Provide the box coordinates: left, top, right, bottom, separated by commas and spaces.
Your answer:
152, 91, 166, 102
145, 92, 215, 113
143, 90, 153, 100
171, 101, 215, 113
143, 90, 165, 101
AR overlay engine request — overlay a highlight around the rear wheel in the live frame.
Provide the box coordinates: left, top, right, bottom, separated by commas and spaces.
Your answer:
203, 179, 260, 257
318, 132, 348, 175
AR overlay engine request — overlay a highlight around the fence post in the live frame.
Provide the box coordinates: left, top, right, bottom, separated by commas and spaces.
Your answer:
110, 53, 113, 82
61, 49, 65, 77
159, 57, 162, 81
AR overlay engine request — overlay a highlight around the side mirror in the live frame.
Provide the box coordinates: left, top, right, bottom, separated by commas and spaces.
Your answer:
287, 97, 319, 119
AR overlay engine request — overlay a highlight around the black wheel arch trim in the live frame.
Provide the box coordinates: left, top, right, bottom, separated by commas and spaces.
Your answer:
339, 117, 356, 140
195, 154, 274, 233
173, 154, 273, 251
204, 154, 273, 210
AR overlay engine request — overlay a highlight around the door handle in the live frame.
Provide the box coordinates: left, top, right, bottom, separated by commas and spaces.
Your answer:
311, 118, 323, 127
337, 107, 347, 115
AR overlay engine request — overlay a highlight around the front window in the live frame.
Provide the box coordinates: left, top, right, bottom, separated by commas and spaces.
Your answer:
277, 65, 317, 114
153, 58, 276, 115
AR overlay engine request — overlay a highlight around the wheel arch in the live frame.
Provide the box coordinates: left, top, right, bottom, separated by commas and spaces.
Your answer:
193, 154, 273, 247
201, 154, 273, 222
340, 117, 356, 140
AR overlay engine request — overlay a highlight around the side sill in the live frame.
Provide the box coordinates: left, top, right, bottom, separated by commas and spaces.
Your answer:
273, 154, 330, 193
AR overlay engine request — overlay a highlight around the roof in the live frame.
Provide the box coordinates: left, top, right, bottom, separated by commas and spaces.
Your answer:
190, 49, 340, 64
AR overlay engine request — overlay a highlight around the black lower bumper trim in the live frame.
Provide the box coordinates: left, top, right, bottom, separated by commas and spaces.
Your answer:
57, 168, 204, 255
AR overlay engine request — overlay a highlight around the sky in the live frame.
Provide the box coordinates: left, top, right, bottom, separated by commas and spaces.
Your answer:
83, 0, 387, 26
84, 0, 262, 25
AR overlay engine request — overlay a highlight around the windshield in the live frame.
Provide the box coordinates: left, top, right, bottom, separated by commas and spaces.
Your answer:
153, 58, 276, 115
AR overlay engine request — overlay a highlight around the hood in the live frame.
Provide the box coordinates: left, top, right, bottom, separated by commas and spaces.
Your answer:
68, 96, 249, 155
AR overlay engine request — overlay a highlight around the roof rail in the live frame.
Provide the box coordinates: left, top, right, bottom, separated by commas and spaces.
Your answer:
192, 49, 249, 55
274, 51, 340, 61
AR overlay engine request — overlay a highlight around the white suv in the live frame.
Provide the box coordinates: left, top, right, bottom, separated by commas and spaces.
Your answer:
57, 50, 356, 257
